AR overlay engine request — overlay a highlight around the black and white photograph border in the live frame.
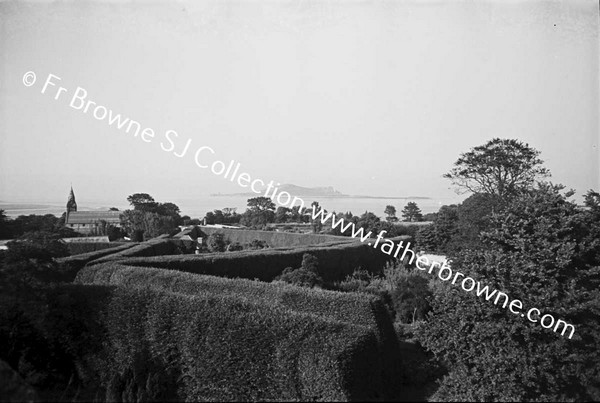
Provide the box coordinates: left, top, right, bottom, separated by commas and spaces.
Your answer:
1, 1, 599, 402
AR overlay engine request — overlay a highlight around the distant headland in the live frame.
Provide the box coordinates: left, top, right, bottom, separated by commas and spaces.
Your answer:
210, 184, 430, 200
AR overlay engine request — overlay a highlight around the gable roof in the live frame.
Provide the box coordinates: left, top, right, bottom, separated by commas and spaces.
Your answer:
66, 211, 121, 225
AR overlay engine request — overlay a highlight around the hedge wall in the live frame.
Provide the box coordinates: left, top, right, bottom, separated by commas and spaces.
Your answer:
65, 242, 129, 256
199, 226, 357, 248
21, 284, 385, 401
112, 241, 393, 283
55, 243, 138, 281
90, 238, 192, 264
76, 263, 402, 399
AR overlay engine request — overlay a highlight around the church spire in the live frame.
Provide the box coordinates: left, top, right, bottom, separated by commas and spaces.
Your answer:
66, 186, 77, 224
67, 186, 77, 212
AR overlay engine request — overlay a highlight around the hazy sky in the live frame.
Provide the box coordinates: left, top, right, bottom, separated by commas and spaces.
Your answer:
1, 0, 598, 204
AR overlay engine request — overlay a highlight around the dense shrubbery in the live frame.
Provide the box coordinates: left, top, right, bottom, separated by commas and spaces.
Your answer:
207, 233, 270, 253
414, 193, 503, 254
334, 265, 433, 324
276, 253, 323, 288
417, 185, 600, 401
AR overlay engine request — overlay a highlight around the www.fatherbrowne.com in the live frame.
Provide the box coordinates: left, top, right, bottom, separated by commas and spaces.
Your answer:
310, 206, 576, 340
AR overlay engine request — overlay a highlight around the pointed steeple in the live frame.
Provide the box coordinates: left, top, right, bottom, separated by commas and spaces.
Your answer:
67, 186, 77, 211
66, 186, 77, 225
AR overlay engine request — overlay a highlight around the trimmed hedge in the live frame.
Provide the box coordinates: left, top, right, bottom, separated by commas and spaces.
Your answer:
90, 238, 192, 264
200, 226, 358, 248
25, 284, 385, 401
55, 243, 138, 281
65, 242, 128, 256
76, 263, 402, 399
110, 241, 393, 283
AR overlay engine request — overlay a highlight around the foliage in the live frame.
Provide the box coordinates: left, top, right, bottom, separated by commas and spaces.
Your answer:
443, 138, 550, 198
389, 272, 432, 323
64, 242, 129, 256
335, 265, 433, 325
417, 183, 600, 401
274, 206, 291, 223
120, 210, 176, 241
0, 210, 10, 239
6, 231, 69, 260
277, 253, 323, 288
401, 202, 423, 222
204, 208, 241, 225
0, 241, 100, 401
57, 243, 138, 280
245, 239, 269, 250
77, 262, 401, 399
125, 193, 182, 226
239, 197, 276, 228
226, 242, 243, 252
416, 194, 505, 254
207, 233, 227, 252
104, 239, 391, 283
309, 201, 324, 233
1, 213, 79, 240
384, 205, 398, 222
277, 266, 323, 288
200, 227, 353, 248
126, 193, 157, 210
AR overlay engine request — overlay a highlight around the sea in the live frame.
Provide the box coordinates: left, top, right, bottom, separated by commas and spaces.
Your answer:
1, 195, 465, 219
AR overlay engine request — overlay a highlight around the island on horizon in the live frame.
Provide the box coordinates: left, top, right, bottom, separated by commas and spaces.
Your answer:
210, 183, 431, 200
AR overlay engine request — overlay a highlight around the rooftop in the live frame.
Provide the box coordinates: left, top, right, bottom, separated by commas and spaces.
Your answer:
66, 211, 121, 224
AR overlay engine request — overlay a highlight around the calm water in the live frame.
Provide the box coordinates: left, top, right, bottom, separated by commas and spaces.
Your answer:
2, 195, 465, 219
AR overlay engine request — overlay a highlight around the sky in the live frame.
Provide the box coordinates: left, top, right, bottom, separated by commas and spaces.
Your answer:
0, 0, 598, 205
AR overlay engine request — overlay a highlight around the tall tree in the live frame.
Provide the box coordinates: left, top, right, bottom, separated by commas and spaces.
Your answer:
443, 138, 550, 198
310, 201, 323, 233
239, 197, 276, 228
384, 205, 398, 222
275, 207, 291, 223
401, 202, 423, 222
246, 197, 276, 212
126, 193, 158, 211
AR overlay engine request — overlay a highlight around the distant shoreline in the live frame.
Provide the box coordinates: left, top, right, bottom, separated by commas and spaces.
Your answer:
210, 193, 431, 200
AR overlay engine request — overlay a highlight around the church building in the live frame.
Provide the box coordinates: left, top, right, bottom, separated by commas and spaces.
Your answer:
65, 187, 121, 235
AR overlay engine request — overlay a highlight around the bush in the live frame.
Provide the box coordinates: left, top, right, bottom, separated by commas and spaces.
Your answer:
245, 239, 269, 250
226, 242, 243, 252
389, 272, 432, 323
277, 267, 323, 288
207, 233, 227, 252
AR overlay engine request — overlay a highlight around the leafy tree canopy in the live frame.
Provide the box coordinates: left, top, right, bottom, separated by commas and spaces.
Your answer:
401, 202, 423, 222
444, 138, 550, 198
